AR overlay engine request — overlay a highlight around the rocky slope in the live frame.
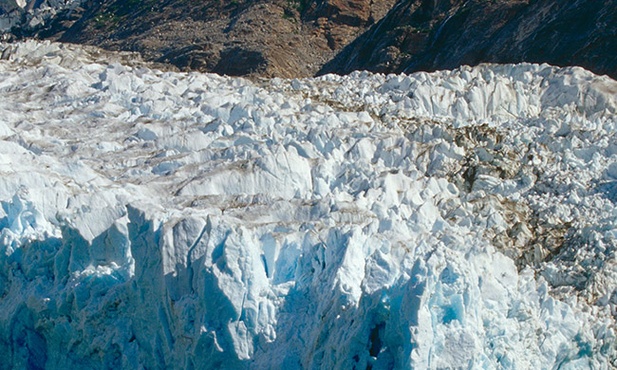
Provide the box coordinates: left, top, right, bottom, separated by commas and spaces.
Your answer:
2, 0, 615, 78
2, 0, 397, 77
320, 0, 617, 79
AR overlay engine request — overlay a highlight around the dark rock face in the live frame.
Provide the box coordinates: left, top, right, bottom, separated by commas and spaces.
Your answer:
320, 0, 617, 79
213, 47, 268, 76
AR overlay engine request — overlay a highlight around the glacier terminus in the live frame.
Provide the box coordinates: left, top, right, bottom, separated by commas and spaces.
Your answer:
0, 41, 616, 369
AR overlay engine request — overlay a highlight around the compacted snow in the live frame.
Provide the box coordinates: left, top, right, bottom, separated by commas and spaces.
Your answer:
0, 40, 616, 369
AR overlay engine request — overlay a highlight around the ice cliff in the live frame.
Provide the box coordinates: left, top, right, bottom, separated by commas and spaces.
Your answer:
0, 41, 616, 369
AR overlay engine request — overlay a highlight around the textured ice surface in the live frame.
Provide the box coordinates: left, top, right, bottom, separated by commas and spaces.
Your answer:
0, 41, 616, 369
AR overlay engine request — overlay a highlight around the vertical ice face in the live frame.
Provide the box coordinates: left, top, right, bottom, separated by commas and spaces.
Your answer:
0, 41, 616, 369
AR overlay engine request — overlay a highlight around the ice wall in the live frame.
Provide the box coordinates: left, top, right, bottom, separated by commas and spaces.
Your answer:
0, 41, 616, 369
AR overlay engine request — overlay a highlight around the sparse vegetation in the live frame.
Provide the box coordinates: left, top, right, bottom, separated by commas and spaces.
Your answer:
286, 0, 309, 15
93, 12, 120, 29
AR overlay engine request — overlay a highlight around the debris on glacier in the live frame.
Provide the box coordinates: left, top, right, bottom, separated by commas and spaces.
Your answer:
0, 40, 616, 369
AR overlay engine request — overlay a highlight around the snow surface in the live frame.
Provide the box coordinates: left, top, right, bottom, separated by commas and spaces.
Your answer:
0, 40, 616, 369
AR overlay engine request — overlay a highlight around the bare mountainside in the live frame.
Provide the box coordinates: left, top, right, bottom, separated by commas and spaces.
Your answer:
320, 0, 617, 79
2, 0, 396, 77
1, 0, 616, 79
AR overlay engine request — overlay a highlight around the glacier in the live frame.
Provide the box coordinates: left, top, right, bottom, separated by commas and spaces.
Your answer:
0, 0, 83, 33
0, 40, 616, 369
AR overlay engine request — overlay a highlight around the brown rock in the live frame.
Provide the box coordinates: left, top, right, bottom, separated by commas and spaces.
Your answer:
5, 0, 616, 79
32, 0, 396, 78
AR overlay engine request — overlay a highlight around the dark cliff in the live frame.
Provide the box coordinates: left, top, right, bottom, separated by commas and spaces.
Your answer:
320, 0, 617, 79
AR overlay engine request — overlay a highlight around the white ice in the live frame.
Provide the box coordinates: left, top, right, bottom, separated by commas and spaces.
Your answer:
0, 40, 616, 369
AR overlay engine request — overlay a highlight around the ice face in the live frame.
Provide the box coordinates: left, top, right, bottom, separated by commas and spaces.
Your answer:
0, 40, 616, 369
